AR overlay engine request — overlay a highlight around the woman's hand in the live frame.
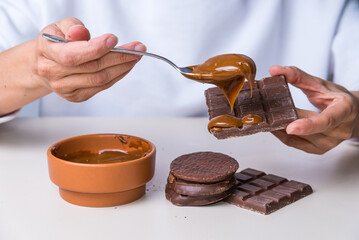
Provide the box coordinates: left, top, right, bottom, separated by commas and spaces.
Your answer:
269, 65, 359, 154
34, 17, 145, 102
0, 17, 146, 116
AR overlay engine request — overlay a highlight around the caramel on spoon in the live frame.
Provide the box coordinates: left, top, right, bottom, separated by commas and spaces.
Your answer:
182, 54, 256, 111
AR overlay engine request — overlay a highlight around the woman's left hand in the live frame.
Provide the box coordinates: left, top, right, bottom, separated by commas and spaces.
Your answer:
269, 65, 359, 154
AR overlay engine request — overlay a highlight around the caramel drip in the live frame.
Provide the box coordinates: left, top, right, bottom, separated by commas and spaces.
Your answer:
182, 54, 256, 111
208, 114, 263, 133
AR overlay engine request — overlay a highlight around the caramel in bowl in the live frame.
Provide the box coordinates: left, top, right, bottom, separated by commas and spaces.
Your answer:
47, 134, 156, 207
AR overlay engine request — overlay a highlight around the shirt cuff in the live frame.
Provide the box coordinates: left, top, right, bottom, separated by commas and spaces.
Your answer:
348, 138, 359, 146
0, 110, 20, 124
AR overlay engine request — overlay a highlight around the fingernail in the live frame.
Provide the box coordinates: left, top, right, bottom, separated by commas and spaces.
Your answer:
106, 35, 118, 49
69, 24, 86, 31
276, 65, 287, 70
287, 125, 301, 135
135, 43, 146, 51
66, 25, 85, 39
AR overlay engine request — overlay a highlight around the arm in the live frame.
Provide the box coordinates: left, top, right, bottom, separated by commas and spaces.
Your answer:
270, 65, 359, 154
0, 39, 49, 116
0, 17, 146, 116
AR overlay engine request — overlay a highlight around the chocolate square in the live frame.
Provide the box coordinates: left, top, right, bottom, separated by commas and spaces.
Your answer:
205, 75, 298, 139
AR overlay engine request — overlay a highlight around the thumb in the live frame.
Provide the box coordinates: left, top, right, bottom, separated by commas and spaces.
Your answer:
286, 104, 347, 135
286, 108, 321, 135
55, 17, 91, 41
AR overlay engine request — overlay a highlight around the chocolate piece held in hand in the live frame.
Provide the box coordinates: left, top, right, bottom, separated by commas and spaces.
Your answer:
165, 152, 239, 206
225, 168, 313, 215
205, 75, 298, 139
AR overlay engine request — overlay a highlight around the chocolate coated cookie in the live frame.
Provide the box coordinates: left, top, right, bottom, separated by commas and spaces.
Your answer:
165, 184, 235, 206
170, 152, 239, 183
167, 174, 236, 196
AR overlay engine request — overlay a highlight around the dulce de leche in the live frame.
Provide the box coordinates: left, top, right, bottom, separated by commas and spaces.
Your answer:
208, 114, 263, 133
182, 54, 256, 111
57, 149, 150, 164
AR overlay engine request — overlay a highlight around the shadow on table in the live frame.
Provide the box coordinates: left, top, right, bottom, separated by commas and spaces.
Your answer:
334, 147, 359, 177
317, 144, 359, 192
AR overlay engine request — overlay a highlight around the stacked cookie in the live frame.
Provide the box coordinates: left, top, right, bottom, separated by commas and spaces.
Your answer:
165, 152, 239, 206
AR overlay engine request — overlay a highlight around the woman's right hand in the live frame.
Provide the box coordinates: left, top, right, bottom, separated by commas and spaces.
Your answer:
34, 17, 146, 102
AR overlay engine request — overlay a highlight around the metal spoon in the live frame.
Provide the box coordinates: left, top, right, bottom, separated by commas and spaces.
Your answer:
42, 33, 193, 74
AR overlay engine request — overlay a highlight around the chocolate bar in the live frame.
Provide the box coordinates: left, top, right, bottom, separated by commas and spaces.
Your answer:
205, 75, 298, 139
225, 168, 313, 215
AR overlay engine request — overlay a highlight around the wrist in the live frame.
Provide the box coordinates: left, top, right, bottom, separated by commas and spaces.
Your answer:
0, 39, 51, 115
25, 39, 52, 91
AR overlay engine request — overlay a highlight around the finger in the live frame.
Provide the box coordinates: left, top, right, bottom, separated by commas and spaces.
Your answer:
272, 130, 340, 154
52, 60, 139, 93
37, 41, 145, 80
269, 65, 327, 96
299, 133, 342, 153
73, 41, 145, 74
286, 108, 319, 135
44, 17, 90, 41
43, 32, 118, 66
62, 70, 131, 102
125, 41, 146, 52
83, 70, 131, 97
271, 130, 320, 154
40, 18, 118, 66
323, 121, 354, 139
287, 99, 352, 135
269, 65, 340, 111
57, 17, 91, 41
66, 25, 91, 41
39, 18, 109, 66
53, 17, 87, 37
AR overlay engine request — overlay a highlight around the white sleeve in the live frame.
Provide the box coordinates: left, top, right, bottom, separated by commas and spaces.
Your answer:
331, 0, 359, 91
331, 0, 359, 144
0, 110, 19, 124
0, 0, 42, 51
0, 1, 42, 119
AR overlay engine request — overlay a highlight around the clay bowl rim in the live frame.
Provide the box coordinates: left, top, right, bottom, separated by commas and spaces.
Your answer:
47, 133, 156, 167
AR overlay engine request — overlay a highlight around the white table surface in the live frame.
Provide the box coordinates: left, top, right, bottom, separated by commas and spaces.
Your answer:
0, 117, 358, 240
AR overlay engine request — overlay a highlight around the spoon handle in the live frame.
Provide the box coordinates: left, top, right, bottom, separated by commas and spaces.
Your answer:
111, 47, 177, 69
41, 33, 183, 73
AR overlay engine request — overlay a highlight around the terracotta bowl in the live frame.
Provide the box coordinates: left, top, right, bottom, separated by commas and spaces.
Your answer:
47, 133, 156, 207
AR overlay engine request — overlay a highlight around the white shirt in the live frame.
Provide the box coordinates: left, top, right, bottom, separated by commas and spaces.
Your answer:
0, 0, 359, 119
